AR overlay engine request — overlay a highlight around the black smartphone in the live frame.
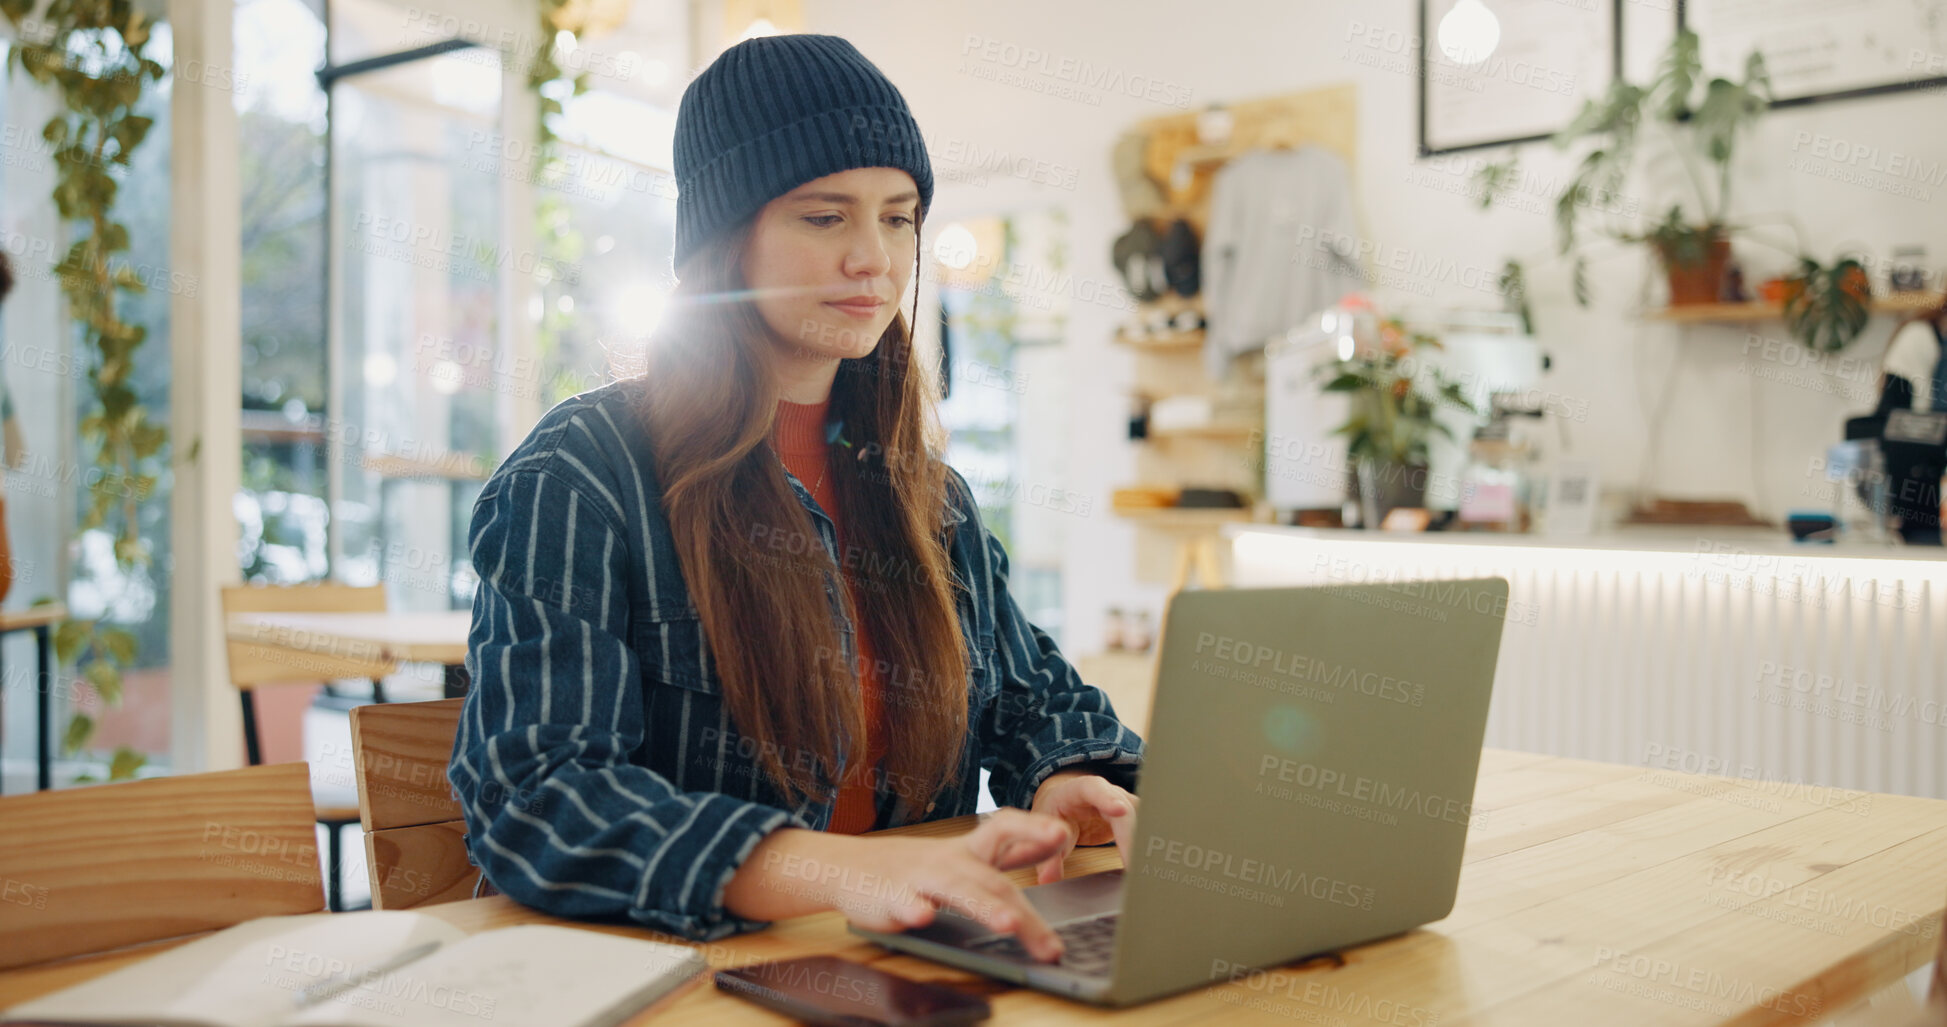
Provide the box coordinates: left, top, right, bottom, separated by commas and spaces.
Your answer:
714, 954, 992, 1027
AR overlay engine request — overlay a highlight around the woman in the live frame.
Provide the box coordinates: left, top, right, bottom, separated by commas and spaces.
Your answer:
448, 33, 1144, 964
1873, 299, 1946, 543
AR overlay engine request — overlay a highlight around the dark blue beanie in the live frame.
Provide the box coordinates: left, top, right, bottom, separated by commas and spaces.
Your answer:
672, 33, 933, 270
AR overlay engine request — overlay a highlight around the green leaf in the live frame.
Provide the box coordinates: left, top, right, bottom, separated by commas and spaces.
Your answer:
131, 422, 165, 459
1694, 77, 1764, 165
1498, 259, 1535, 335
108, 746, 146, 780
101, 626, 138, 664
1743, 51, 1771, 101
1554, 149, 1611, 255
1654, 28, 1701, 119
62, 712, 95, 756
85, 659, 122, 705
1473, 158, 1518, 210
113, 533, 145, 566
1555, 80, 1640, 147
54, 618, 93, 665
1783, 257, 1871, 352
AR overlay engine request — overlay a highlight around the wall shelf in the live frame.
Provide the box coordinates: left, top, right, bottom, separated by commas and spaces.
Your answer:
1644, 291, 1942, 323
1113, 330, 1204, 351
1142, 424, 1259, 442
1112, 507, 1255, 526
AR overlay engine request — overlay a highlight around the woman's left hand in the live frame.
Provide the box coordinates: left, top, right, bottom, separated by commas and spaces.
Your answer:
1023, 770, 1139, 885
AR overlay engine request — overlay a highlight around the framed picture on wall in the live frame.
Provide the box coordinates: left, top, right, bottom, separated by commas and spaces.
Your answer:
1417, 0, 1621, 156
1680, 0, 1947, 108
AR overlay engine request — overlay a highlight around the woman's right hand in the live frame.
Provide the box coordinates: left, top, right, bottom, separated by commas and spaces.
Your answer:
728, 810, 1073, 962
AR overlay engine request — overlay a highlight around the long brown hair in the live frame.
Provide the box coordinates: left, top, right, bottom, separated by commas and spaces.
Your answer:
631, 215, 971, 810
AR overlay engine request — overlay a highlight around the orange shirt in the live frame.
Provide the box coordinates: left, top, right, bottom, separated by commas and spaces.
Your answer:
772, 398, 886, 834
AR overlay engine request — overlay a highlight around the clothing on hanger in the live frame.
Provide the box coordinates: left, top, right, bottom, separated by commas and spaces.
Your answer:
1200, 145, 1363, 381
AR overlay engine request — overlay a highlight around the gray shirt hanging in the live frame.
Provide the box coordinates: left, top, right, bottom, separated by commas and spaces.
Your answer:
1200, 145, 1363, 381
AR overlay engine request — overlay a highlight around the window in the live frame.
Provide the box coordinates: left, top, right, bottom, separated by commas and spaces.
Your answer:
935, 208, 1073, 641
237, 0, 329, 588
327, 41, 503, 612
0, 23, 175, 780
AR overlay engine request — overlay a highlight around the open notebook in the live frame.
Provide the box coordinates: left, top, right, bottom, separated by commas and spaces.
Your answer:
1, 911, 705, 1027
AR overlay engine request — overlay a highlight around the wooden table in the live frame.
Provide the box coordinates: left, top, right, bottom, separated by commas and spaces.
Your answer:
224, 611, 472, 697
0, 602, 66, 792
2, 750, 1943, 1024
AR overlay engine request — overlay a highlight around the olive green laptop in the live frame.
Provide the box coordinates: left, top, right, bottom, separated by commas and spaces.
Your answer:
851, 579, 1510, 1006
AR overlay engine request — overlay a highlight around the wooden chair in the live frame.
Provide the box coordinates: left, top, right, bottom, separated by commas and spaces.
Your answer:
0, 762, 322, 970
221, 583, 400, 911
349, 698, 484, 909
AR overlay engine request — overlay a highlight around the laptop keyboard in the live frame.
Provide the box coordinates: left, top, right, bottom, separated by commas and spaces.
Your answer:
968, 913, 1119, 975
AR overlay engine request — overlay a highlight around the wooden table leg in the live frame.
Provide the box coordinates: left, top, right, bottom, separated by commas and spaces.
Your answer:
1168, 538, 1194, 594
1193, 535, 1225, 589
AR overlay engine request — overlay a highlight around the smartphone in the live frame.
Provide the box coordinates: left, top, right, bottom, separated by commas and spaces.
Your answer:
714, 954, 992, 1026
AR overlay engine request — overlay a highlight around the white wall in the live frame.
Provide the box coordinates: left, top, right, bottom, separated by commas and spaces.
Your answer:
795, 0, 1947, 656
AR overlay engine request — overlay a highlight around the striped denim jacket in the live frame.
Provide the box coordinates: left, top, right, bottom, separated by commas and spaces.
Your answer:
448, 381, 1145, 941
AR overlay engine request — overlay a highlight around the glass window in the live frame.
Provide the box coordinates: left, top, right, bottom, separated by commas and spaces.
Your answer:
935, 209, 1072, 641
236, 0, 329, 587
0, 23, 174, 782
328, 46, 503, 613
532, 88, 680, 406
327, 0, 464, 66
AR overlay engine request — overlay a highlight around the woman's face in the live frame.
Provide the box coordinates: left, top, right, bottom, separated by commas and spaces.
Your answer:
741, 167, 919, 364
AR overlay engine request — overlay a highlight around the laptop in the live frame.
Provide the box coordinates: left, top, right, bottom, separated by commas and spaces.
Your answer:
850, 578, 1510, 1006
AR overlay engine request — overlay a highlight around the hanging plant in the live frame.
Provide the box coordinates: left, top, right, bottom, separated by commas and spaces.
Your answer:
2, 0, 168, 781
526, 0, 594, 402
1473, 29, 1873, 353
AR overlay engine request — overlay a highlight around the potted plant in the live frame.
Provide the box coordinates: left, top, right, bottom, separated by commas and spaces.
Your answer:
1316, 321, 1478, 528
1479, 29, 1875, 352
1644, 207, 1733, 307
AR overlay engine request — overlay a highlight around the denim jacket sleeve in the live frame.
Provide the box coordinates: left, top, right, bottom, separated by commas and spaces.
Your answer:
958, 478, 1146, 809
448, 466, 809, 941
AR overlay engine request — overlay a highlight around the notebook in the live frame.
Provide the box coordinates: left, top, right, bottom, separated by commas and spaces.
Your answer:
1, 911, 705, 1027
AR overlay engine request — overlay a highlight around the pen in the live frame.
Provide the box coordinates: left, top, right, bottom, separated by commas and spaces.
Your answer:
294, 940, 443, 1008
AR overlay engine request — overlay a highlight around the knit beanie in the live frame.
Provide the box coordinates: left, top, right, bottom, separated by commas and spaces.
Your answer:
672, 33, 934, 269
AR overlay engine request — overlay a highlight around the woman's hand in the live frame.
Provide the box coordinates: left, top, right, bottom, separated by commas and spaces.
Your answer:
727, 811, 1078, 961
1028, 770, 1139, 885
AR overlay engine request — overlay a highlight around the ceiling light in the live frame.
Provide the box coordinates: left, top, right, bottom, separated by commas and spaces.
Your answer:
1438, 0, 1500, 66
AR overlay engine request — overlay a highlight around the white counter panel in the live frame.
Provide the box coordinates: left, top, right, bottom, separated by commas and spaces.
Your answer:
1228, 526, 1947, 800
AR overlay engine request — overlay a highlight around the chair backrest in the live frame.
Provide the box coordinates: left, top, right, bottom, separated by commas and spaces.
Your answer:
0, 763, 323, 970
220, 583, 397, 689
350, 698, 477, 909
